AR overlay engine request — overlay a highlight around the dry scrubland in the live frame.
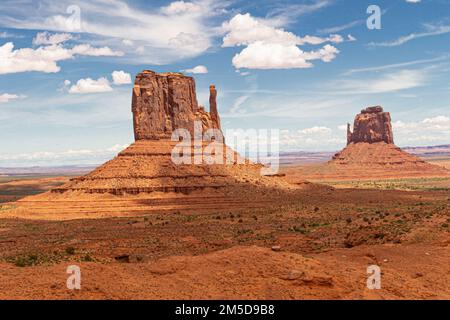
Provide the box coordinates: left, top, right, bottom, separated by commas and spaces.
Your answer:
0, 165, 449, 299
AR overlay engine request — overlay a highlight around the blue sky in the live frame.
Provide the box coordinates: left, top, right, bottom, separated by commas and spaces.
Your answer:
1, 0, 450, 166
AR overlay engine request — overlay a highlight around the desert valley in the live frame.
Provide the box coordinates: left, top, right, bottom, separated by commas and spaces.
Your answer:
1, 3, 450, 316
0, 70, 448, 300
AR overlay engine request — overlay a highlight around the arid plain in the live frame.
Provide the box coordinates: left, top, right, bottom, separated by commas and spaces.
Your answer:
0, 71, 449, 300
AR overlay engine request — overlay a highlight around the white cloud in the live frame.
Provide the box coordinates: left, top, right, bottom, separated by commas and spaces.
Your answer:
344, 56, 446, 75
299, 126, 332, 134
122, 39, 134, 46
347, 34, 357, 41
223, 13, 343, 47
335, 69, 427, 94
0, 31, 17, 38
405, 0, 421, 3
370, 24, 450, 47
161, 1, 203, 15
262, 0, 332, 27
232, 42, 339, 69
33, 31, 72, 45
68, 77, 113, 94
0, 93, 21, 103
183, 65, 208, 74
279, 126, 345, 150
318, 20, 363, 34
0, 144, 130, 165
422, 115, 450, 125
393, 115, 450, 146
111, 70, 132, 85
230, 95, 250, 113
70, 44, 123, 57
0, 37, 123, 75
237, 71, 250, 76
222, 13, 342, 70
0, 0, 226, 64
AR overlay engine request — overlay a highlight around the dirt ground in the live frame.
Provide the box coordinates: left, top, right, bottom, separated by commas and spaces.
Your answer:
0, 176, 448, 299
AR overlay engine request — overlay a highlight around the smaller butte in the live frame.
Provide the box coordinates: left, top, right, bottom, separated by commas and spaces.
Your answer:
291, 106, 450, 181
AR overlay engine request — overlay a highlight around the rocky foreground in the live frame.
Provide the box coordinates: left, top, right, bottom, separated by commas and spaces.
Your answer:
0, 185, 448, 299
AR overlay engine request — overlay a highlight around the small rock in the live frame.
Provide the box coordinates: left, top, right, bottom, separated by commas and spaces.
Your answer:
287, 270, 304, 280
271, 246, 281, 252
115, 254, 130, 263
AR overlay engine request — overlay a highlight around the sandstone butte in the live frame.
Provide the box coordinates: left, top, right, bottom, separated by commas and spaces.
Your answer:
11, 70, 310, 219
294, 106, 450, 181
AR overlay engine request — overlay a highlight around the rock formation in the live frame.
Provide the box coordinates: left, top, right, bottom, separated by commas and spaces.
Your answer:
42, 70, 293, 199
209, 85, 221, 129
298, 106, 449, 180
347, 106, 394, 145
132, 70, 222, 140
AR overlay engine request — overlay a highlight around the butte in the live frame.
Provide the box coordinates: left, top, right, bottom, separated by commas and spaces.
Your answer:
12, 70, 308, 219
291, 106, 449, 181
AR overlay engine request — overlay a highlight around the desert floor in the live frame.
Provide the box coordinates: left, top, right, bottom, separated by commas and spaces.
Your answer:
0, 164, 449, 300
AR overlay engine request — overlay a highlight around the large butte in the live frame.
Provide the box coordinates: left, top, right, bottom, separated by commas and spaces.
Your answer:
11, 70, 312, 219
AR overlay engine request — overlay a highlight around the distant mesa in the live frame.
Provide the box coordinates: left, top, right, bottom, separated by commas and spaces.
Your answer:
294, 105, 450, 181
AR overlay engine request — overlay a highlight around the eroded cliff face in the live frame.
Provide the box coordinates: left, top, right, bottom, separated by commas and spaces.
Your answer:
347, 106, 394, 145
132, 70, 222, 140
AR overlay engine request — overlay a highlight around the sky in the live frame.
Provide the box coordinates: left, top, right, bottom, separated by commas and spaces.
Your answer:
1, 0, 450, 166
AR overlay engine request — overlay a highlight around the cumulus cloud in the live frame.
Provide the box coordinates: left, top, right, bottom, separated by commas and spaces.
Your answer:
0, 93, 22, 103
68, 77, 113, 94
223, 13, 342, 47
161, 1, 203, 15
182, 65, 208, 74
422, 115, 450, 125
232, 42, 339, 69
393, 115, 450, 145
222, 13, 342, 70
0, 35, 123, 75
111, 70, 132, 85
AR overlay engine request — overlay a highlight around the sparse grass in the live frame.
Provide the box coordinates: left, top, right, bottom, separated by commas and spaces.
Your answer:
5, 251, 65, 267
65, 247, 76, 255
81, 254, 94, 262
317, 177, 450, 191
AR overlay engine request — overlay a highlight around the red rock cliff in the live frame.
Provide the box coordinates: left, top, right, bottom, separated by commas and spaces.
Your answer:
132, 70, 222, 140
347, 106, 394, 145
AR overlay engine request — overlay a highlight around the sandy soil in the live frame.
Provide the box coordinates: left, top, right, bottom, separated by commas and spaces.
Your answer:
0, 179, 448, 299
0, 244, 448, 300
